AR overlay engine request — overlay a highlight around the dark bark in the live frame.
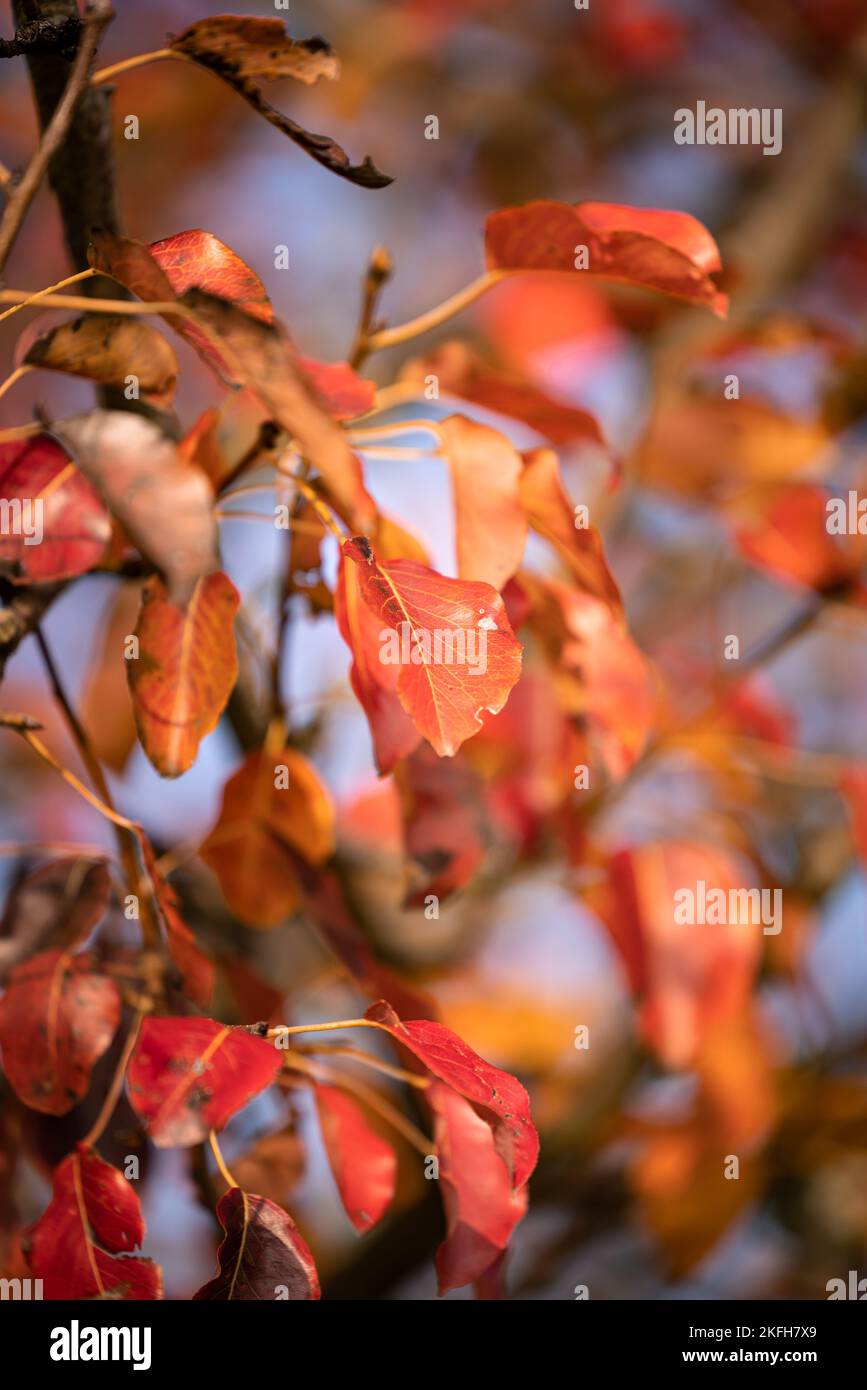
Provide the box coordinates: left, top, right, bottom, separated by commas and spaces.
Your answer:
12, 0, 119, 280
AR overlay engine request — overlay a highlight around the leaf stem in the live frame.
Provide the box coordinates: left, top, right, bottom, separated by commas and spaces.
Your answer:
285, 472, 345, 542
90, 48, 178, 85
364, 269, 508, 354
268, 1018, 386, 1039
0, 289, 195, 318
208, 1129, 239, 1190
293, 1041, 430, 1089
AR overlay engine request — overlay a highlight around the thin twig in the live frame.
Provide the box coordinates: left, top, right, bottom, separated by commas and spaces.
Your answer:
0, 0, 115, 272
348, 244, 394, 369
364, 269, 508, 354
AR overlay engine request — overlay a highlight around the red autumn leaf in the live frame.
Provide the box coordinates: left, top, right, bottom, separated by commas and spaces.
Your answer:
335, 549, 421, 775
193, 1187, 320, 1300
53, 411, 218, 607
0, 951, 120, 1115
128, 572, 240, 778
89, 229, 270, 384
314, 1085, 397, 1233
140, 840, 214, 1009
400, 340, 606, 448
429, 1081, 527, 1293
0, 435, 110, 584
439, 415, 527, 589
148, 229, 273, 322
301, 358, 377, 419
26, 1144, 161, 1300
588, 842, 764, 1068
519, 448, 622, 610
735, 484, 867, 594
342, 536, 523, 758
126, 1016, 282, 1146
365, 1000, 538, 1189
200, 746, 335, 927
485, 200, 727, 315
395, 742, 489, 905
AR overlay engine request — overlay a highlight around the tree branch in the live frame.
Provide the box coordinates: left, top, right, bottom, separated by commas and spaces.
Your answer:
0, 1, 114, 272
0, 14, 81, 59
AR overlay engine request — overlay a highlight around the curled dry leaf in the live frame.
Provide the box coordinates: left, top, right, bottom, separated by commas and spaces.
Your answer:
169, 16, 391, 189
365, 999, 539, 1189
485, 200, 727, 315
342, 536, 523, 758
314, 1085, 397, 1233
200, 746, 335, 927
429, 1081, 527, 1293
400, 341, 606, 448
439, 415, 527, 590
0, 950, 120, 1115
193, 1187, 320, 1300
170, 16, 340, 85
26, 1144, 161, 1300
0, 435, 110, 585
128, 572, 240, 778
52, 411, 218, 607
23, 315, 178, 405
126, 1016, 282, 1147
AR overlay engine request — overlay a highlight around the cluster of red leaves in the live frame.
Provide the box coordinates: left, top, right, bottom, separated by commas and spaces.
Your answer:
16, 9, 858, 1302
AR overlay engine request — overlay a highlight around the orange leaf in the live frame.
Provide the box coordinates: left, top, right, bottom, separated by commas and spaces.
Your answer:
519, 448, 621, 609
200, 747, 334, 926
343, 536, 523, 758
169, 16, 340, 86
128, 572, 240, 778
589, 842, 765, 1068
400, 340, 605, 448
485, 200, 727, 314
439, 415, 527, 589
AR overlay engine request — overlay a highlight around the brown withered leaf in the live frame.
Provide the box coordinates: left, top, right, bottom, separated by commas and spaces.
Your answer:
53, 411, 219, 607
23, 316, 178, 406
128, 573, 240, 778
168, 17, 390, 189
170, 16, 339, 84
